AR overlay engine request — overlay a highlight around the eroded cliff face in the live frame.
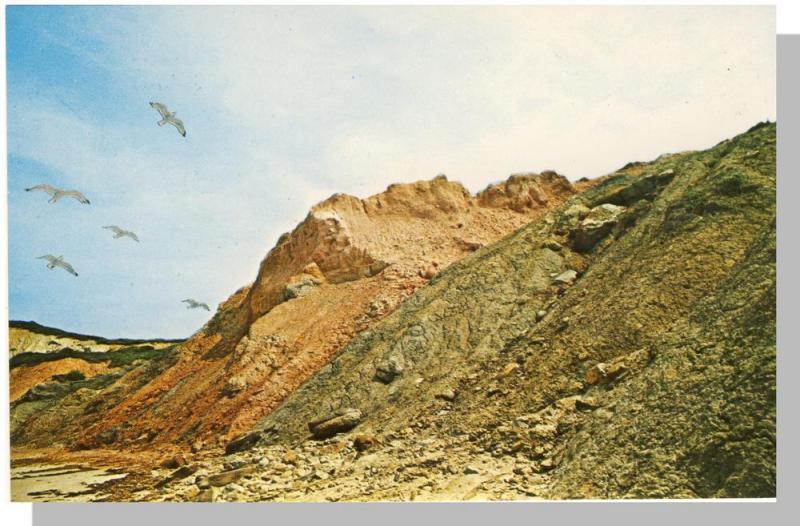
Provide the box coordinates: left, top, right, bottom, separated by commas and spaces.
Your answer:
11, 172, 579, 452
237, 122, 774, 501
10, 124, 775, 502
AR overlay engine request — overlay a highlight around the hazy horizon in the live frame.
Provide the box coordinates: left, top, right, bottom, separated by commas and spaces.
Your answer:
7, 5, 776, 338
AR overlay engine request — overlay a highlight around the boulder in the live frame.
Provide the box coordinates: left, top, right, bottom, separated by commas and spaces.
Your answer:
569, 203, 625, 252
308, 408, 363, 439
224, 430, 262, 455
374, 354, 405, 383
553, 269, 578, 285
207, 465, 256, 487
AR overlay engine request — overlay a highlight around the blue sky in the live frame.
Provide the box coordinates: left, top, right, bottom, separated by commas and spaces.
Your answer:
6, 6, 775, 338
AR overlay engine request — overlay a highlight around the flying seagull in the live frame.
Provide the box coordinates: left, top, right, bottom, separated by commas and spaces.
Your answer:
26, 184, 90, 204
37, 255, 78, 277
182, 299, 210, 311
150, 102, 186, 137
103, 225, 140, 243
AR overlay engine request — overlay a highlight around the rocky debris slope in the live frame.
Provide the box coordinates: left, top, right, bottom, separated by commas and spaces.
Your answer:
11, 172, 579, 452
220, 121, 773, 500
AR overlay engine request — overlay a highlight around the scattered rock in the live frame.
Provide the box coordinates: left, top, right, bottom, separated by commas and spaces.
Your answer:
193, 487, 216, 502
585, 362, 628, 385
464, 465, 480, 475
157, 464, 199, 488
535, 310, 547, 322
455, 238, 483, 252
308, 408, 363, 439
353, 434, 379, 452
222, 376, 247, 397
283, 450, 300, 465
497, 363, 520, 379
223, 458, 250, 471
159, 455, 187, 469
207, 465, 256, 487
538, 458, 556, 472
419, 264, 439, 279
195, 475, 210, 489
553, 270, 578, 285
434, 388, 457, 402
541, 238, 562, 251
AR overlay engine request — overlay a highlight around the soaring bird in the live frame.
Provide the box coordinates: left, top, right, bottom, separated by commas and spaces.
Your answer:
26, 184, 90, 204
103, 225, 140, 242
150, 102, 186, 137
182, 299, 210, 311
37, 255, 78, 277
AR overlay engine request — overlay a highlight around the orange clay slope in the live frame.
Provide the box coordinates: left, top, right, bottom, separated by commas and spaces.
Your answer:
59, 172, 584, 452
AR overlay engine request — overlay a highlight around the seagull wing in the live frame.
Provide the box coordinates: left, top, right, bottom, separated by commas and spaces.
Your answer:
56, 259, 79, 277
126, 231, 140, 242
168, 116, 186, 137
200, 303, 211, 311
37, 255, 57, 263
150, 101, 170, 119
26, 184, 59, 196
63, 190, 90, 204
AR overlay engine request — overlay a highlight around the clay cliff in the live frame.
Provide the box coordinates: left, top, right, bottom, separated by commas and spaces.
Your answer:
11, 171, 580, 451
